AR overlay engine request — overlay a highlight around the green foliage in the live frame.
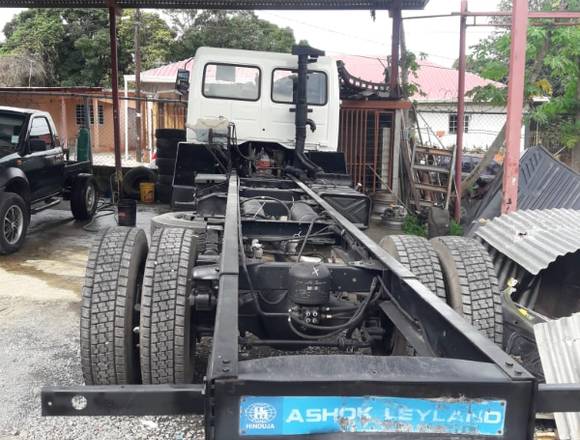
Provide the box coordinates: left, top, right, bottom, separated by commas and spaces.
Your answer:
1, 8, 296, 87
1, 9, 176, 87
402, 215, 427, 238
449, 220, 464, 237
465, 0, 579, 151
167, 10, 296, 60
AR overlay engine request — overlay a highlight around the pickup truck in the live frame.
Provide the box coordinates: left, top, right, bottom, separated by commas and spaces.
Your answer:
0, 106, 98, 254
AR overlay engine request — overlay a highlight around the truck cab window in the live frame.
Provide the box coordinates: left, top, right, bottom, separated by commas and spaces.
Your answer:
29, 117, 52, 149
203, 63, 260, 101
0, 112, 25, 151
272, 69, 327, 105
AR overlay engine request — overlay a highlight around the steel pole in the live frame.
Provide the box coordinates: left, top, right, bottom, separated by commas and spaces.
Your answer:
389, 0, 401, 97
454, 0, 468, 222
502, 0, 529, 214
108, 4, 123, 197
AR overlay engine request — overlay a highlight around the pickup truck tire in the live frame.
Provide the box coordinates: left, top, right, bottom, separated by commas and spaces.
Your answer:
71, 174, 98, 221
155, 128, 186, 141
80, 227, 148, 385
156, 158, 175, 175
140, 227, 197, 384
431, 236, 503, 345
0, 192, 29, 255
379, 235, 446, 355
122, 166, 157, 199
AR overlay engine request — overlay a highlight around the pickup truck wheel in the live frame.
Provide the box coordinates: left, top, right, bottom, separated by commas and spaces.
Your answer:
431, 236, 503, 345
140, 227, 197, 384
71, 174, 98, 221
0, 192, 29, 255
80, 227, 148, 385
379, 235, 446, 355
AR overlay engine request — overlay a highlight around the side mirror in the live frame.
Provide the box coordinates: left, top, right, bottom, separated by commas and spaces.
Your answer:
175, 69, 190, 95
29, 139, 47, 152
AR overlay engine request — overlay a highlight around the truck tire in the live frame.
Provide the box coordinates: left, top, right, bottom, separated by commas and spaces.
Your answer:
156, 158, 175, 175
71, 174, 98, 221
155, 128, 186, 140
156, 183, 172, 203
0, 192, 29, 255
379, 235, 446, 355
431, 236, 503, 345
156, 139, 179, 159
122, 166, 157, 199
150, 212, 206, 236
80, 227, 148, 385
157, 174, 173, 185
140, 227, 197, 384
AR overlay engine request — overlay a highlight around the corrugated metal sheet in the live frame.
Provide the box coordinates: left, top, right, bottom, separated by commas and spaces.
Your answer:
1, 0, 429, 9
534, 313, 580, 440
466, 147, 580, 236
475, 209, 580, 276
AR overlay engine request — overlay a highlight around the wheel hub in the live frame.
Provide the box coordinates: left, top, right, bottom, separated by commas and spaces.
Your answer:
3, 204, 24, 245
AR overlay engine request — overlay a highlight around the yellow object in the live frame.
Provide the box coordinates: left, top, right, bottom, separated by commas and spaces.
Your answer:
139, 182, 155, 204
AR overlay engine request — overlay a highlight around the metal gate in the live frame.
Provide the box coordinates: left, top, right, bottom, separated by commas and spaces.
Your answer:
339, 101, 408, 193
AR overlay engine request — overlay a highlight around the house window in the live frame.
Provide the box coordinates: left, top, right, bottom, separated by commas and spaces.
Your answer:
76, 104, 104, 126
449, 113, 470, 134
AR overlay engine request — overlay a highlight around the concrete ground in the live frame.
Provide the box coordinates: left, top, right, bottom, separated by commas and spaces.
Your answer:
0, 202, 398, 440
0, 202, 206, 440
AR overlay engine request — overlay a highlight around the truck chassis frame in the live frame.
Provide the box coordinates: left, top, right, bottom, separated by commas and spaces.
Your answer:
42, 172, 580, 439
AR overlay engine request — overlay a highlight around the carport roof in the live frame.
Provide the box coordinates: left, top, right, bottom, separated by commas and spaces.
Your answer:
0, 0, 428, 9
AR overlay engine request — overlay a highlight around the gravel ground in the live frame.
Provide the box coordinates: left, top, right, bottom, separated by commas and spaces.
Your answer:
0, 203, 205, 440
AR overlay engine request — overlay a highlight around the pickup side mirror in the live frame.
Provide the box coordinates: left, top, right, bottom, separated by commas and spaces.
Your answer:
29, 139, 47, 152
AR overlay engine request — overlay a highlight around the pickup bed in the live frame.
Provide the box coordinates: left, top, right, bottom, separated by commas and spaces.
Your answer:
0, 106, 98, 254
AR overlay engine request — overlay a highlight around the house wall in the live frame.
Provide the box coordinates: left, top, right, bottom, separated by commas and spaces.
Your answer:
0, 93, 137, 153
416, 103, 508, 151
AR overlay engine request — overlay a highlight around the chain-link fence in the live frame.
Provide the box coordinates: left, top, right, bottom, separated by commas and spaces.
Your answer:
0, 89, 187, 167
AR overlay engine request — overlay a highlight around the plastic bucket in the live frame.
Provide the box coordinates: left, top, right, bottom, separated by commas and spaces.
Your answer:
139, 182, 155, 204
117, 199, 137, 227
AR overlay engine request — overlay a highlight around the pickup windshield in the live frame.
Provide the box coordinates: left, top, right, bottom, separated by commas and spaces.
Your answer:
0, 111, 25, 154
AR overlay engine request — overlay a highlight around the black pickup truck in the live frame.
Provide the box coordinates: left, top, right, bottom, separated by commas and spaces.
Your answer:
0, 106, 98, 254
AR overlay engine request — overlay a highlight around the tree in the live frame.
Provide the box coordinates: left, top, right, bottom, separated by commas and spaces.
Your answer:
1, 9, 176, 87
463, 0, 580, 176
166, 10, 296, 59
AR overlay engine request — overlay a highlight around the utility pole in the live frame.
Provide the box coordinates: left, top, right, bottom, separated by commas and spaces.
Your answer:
134, 8, 143, 163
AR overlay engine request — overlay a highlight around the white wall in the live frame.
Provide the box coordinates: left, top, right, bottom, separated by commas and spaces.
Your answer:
415, 103, 508, 151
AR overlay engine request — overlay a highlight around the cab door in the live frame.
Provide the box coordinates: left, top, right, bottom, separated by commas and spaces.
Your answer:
21, 116, 64, 201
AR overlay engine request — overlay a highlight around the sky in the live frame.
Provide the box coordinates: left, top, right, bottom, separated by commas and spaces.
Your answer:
0, 1, 502, 68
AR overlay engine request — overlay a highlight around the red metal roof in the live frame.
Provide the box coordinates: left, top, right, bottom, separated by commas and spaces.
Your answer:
140, 54, 502, 102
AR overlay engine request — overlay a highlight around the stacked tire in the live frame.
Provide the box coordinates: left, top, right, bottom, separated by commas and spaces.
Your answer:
155, 129, 186, 204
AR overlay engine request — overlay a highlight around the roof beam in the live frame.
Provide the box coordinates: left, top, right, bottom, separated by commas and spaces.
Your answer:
0, 0, 429, 9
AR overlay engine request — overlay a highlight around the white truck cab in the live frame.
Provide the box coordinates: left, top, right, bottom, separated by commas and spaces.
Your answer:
187, 47, 340, 152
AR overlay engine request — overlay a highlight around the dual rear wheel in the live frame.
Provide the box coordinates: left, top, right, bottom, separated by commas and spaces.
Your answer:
80, 226, 197, 385
379, 234, 503, 351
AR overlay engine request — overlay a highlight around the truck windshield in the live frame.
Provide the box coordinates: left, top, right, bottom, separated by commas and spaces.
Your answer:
0, 111, 25, 152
